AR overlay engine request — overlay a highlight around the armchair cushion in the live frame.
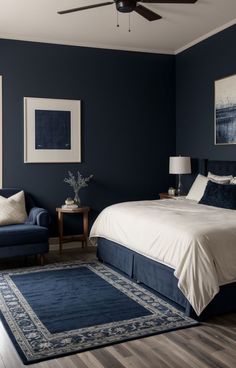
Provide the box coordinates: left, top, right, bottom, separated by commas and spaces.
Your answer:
27, 207, 50, 228
0, 224, 48, 247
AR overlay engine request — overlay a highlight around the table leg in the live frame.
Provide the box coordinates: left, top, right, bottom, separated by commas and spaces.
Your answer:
58, 212, 64, 254
83, 211, 89, 247
39, 254, 45, 266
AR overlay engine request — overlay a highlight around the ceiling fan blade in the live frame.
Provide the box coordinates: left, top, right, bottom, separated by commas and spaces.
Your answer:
140, 1, 197, 3
58, 2, 114, 15
135, 4, 162, 21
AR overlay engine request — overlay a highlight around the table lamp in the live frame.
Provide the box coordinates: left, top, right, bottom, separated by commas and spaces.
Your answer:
169, 156, 191, 196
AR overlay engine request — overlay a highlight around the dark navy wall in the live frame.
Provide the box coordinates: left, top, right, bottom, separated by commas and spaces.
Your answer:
1, 39, 175, 235
176, 25, 236, 160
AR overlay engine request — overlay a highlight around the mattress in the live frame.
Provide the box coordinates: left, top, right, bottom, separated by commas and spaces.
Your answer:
90, 198, 236, 315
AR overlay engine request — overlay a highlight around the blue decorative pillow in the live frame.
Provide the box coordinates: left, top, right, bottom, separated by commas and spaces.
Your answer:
199, 181, 236, 209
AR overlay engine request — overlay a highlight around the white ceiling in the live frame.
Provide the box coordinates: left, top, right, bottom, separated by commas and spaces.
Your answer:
0, 0, 236, 54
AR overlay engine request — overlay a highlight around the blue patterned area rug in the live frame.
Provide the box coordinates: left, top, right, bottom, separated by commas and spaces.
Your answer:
0, 262, 198, 364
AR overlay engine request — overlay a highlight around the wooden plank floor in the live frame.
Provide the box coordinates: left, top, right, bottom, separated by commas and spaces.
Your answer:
0, 246, 235, 368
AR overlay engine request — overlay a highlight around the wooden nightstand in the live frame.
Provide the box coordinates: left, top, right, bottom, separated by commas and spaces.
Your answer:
159, 193, 176, 200
56, 207, 90, 254
159, 193, 186, 200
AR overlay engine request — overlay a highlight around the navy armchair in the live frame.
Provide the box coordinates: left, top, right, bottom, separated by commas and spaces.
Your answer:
0, 189, 49, 265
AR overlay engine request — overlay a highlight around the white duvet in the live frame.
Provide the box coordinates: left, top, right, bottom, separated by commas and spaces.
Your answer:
90, 198, 236, 315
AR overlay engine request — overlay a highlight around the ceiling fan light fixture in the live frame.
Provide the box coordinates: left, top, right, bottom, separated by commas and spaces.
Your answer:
116, 0, 136, 13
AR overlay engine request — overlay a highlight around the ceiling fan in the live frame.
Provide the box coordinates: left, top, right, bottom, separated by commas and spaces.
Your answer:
58, 0, 198, 22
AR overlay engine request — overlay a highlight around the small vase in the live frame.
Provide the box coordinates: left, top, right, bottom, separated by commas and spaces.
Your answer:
73, 190, 81, 207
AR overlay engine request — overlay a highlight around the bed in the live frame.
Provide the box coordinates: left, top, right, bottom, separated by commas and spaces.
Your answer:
90, 160, 236, 320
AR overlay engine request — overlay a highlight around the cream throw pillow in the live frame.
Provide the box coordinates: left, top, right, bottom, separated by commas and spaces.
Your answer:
207, 172, 232, 183
0, 191, 28, 226
186, 174, 209, 201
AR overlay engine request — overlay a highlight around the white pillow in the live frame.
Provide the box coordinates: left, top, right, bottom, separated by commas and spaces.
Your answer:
207, 172, 232, 183
0, 191, 27, 226
186, 174, 209, 201
230, 177, 236, 184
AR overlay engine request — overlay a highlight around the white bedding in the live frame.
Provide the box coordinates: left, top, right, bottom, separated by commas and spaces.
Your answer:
90, 198, 236, 315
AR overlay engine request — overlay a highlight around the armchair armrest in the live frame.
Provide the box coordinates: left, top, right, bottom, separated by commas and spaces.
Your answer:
26, 207, 50, 228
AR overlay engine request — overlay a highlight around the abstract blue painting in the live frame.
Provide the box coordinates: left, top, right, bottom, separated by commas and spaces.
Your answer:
24, 97, 81, 163
35, 110, 71, 150
215, 74, 236, 145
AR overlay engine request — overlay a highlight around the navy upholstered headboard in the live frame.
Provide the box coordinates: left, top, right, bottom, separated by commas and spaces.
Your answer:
182, 159, 236, 193
206, 160, 236, 177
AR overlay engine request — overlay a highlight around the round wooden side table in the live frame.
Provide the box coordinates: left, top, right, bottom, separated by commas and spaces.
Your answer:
56, 207, 90, 254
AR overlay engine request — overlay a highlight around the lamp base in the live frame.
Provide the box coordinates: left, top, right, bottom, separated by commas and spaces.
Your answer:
177, 174, 182, 196
176, 188, 181, 196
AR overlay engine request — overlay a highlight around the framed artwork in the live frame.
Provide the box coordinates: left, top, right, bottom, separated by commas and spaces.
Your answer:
215, 74, 236, 145
24, 97, 81, 163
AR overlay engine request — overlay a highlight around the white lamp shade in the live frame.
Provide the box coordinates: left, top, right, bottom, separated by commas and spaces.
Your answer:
169, 156, 191, 174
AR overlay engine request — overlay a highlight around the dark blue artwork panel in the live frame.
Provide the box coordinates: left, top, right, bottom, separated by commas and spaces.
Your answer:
35, 110, 71, 150
216, 105, 236, 144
